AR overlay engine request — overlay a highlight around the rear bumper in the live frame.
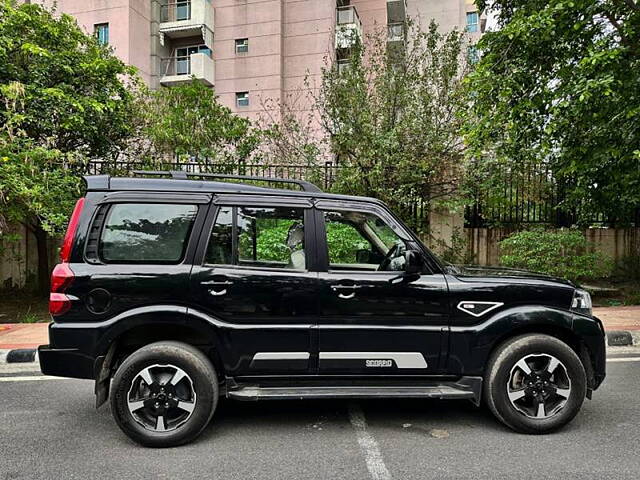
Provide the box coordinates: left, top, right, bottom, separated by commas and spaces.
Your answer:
38, 345, 96, 379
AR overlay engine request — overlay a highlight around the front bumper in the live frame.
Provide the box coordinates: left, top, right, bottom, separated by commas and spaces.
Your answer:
570, 314, 606, 393
38, 345, 96, 379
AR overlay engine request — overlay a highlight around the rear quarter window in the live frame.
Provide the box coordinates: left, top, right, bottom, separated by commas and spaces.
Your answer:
99, 203, 198, 263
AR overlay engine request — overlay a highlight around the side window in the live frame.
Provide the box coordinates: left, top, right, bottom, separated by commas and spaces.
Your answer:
205, 207, 232, 265
324, 210, 407, 272
99, 203, 198, 263
205, 206, 306, 270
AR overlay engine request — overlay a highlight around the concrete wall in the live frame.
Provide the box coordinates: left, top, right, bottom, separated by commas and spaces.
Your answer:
408, 0, 482, 40
0, 224, 39, 290
0, 223, 60, 291
34, 0, 154, 83
465, 227, 640, 266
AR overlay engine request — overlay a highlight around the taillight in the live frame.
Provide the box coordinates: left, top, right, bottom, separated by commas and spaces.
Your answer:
49, 293, 72, 316
51, 262, 74, 293
60, 197, 85, 262
49, 263, 75, 316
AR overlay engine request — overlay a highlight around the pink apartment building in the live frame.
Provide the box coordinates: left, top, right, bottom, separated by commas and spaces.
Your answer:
30, 1, 483, 126
30, 1, 412, 123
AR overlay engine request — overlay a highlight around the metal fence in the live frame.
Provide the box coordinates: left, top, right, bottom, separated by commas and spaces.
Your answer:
464, 168, 640, 228
85, 160, 639, 228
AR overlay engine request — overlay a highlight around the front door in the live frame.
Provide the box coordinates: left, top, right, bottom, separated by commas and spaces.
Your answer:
190, 198, 318, 376
315, 204, 449, 375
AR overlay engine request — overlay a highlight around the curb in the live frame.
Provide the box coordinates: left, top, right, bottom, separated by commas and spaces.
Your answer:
0, 348, 38, 364
606, 330, 638, 347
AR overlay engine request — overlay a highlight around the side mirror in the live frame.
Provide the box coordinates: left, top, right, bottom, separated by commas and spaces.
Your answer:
389, 250, 423, 285
405, 250, 424, 275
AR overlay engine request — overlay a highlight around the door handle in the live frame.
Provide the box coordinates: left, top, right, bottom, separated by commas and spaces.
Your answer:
209, 288, 228, 296
203, 279, 233, 296
331, 284, 364, 291
331, 284, 369, 299
338, 291, 356, 300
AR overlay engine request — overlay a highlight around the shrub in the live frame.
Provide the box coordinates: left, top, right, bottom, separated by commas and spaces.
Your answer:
499, 229, 612, 282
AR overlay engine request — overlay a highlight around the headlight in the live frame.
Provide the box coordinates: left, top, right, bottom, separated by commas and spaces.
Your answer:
571, 289, 592, 316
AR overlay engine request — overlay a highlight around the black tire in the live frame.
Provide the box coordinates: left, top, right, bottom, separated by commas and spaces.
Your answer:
110, 341, 218, 447
484, 334, 586, 434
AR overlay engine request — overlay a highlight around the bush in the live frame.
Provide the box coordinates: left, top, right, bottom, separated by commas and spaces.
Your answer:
499, 229, 612, 282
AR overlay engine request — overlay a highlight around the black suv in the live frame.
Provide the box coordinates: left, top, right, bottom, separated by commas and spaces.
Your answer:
39, 172, 606, 447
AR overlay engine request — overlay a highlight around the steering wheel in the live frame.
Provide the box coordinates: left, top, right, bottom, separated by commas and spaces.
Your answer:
377, 242, 402, 271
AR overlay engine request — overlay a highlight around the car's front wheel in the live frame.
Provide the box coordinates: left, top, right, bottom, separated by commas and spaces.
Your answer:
484, 333, 587, 434
110, 341, 218, 447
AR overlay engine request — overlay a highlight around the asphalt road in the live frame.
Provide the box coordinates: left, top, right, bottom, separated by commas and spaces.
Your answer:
1, 357, 639, 480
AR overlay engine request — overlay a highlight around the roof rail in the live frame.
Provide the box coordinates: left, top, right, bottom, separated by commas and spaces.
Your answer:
131, 170, 322, 193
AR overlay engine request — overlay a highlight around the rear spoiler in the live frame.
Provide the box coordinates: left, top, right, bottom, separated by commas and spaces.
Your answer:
83, 175, 110, 191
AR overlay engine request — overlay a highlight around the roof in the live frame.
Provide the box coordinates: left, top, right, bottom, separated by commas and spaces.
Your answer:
82, 174, 384, 206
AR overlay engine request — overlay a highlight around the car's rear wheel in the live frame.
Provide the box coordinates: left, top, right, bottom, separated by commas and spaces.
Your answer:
110, 341, 218, 447
484, 334, 587, 434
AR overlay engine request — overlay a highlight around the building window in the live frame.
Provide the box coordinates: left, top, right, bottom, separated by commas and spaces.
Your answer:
467, 45, 480, 65
94, 23, 109, 45
236, 92, 249, 107
235, 38, 249, 54
466, 12, 479, 33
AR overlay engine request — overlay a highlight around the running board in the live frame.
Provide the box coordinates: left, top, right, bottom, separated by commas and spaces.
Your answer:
227, 377, 482, 405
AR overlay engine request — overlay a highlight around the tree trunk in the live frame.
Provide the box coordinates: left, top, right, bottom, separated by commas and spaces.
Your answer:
34, 224, 50, 296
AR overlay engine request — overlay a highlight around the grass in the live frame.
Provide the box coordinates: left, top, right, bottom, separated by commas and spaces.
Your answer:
0, 291, 50, 323
20, 310, 41, 323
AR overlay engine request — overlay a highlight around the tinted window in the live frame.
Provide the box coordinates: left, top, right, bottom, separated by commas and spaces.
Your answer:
99, 203, 197, 263
205, 207, 233, 265
205, 206, 306, 270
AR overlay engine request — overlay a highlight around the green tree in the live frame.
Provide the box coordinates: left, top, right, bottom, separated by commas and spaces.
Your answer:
0, 1, 138, 292
465, 0, 640, 225
315, 21, 470, 234
138, 80, 262, 166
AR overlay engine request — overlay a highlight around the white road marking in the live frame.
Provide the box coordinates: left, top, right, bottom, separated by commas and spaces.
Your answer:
348, 403, 392, 480
607, 357, 640, 363
0, 375, 65, 382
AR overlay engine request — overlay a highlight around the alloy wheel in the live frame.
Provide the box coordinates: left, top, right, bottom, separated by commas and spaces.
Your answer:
506, 353, 572, 420
127, 364, 197, 432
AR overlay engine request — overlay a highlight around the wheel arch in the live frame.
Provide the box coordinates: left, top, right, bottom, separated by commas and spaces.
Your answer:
95, 306, 227, 381
448, 306, 590, 379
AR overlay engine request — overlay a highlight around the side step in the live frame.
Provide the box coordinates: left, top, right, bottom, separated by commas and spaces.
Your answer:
227, 377, 482, 405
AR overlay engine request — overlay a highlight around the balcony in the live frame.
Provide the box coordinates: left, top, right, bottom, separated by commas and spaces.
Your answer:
386, 0, 407, 24
335, 5, 362, 49
159, 0, 214, 40
160, 52, 215, 87
387, 22, 405, 43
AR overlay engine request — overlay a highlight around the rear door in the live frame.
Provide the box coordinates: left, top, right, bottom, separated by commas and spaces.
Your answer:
315, 201, 449, 375
190, 195, 319, 376
68, 192, 209, 323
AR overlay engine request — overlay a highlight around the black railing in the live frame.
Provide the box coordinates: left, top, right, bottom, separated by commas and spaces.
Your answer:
464, 166, 640, 228
85, 160, 639, 228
